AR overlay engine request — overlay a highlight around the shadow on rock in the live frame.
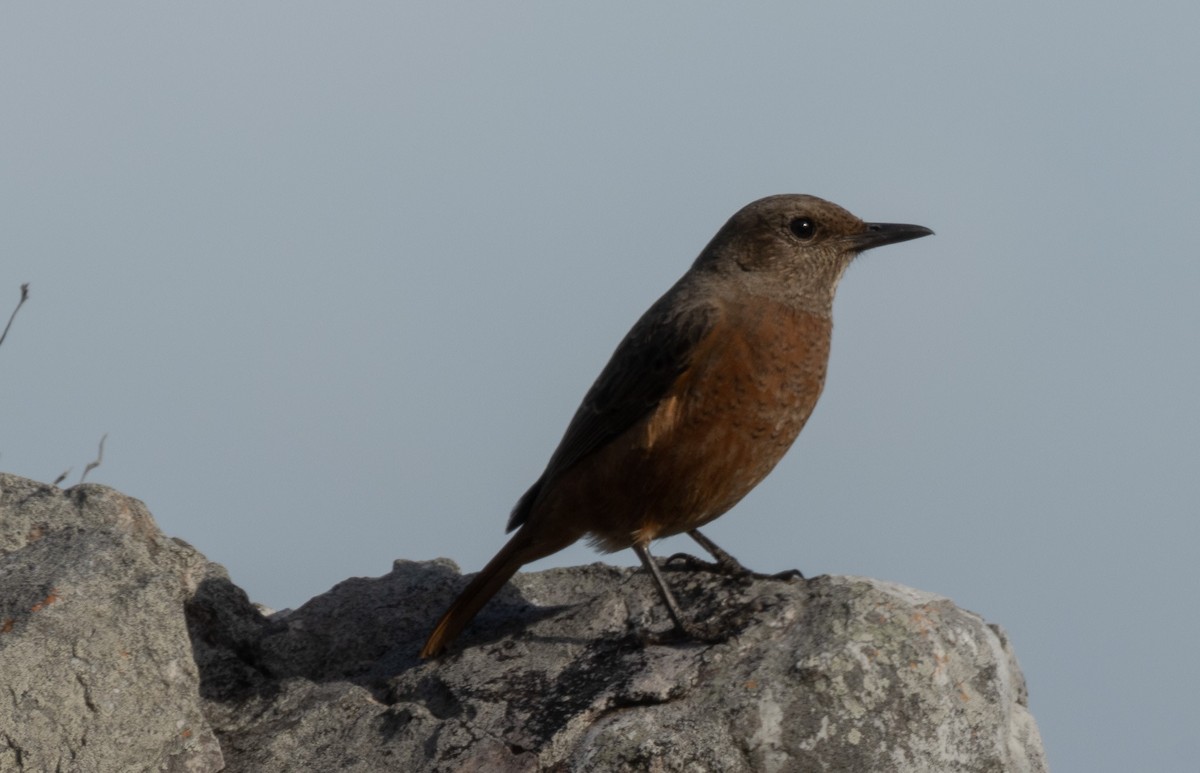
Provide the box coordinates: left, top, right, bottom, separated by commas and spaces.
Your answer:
185, 557, 568, 705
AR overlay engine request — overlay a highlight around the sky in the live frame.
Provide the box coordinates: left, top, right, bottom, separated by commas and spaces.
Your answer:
2, 3, 1198, 771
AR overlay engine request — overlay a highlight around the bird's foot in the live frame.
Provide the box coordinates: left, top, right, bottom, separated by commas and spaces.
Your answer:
758, 568, 806, 582
664, 552, 804, 583
663, 551, 724, 574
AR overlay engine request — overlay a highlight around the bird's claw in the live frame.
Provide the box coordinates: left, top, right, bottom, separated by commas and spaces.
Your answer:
757, 568, 805, 582
664, 552, 723, 573
663, 552, 803, 583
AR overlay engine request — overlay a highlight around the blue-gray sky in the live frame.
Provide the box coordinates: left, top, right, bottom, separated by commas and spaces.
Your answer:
3, 4, 1197, 771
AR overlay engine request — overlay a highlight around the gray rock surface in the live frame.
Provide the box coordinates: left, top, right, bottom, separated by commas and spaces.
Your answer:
0, 473, 1047, 772
0, 474, 224, 772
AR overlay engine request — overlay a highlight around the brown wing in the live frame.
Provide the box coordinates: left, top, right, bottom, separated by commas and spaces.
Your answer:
506, 294, 721, 532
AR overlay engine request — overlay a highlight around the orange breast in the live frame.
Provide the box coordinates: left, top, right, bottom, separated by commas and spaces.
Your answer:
533, 301, 833, 553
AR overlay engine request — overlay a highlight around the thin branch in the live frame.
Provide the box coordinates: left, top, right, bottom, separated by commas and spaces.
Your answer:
0, 283, 30, 349
79, 434, 107, 484
54, 469, 71, 487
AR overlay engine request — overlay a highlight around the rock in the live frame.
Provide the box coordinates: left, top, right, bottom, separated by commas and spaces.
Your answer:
0, 474, 225, 772
0, 473, 1047, 772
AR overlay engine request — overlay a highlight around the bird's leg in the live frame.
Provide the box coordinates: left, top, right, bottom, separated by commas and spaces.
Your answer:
686, 528, 751, 574
662, 528, 746, 574
633, 543, 689, 630
662, 531, 732, 573
666, 529, 804, 581
632, 543, 729, 643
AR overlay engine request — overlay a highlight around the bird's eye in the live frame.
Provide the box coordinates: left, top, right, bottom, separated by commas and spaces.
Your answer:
788, 218, 816, 240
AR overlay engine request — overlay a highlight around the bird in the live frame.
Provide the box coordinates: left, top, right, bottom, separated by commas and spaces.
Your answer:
420, 194, 933, 658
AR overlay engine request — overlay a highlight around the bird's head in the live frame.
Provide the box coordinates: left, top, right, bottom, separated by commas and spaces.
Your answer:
695, 194, 933, 314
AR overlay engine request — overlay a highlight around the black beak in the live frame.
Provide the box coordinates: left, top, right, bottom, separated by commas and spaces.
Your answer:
848, 222, 934, 252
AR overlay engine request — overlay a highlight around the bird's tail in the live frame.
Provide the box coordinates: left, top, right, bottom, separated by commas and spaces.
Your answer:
420, 527, 563, 658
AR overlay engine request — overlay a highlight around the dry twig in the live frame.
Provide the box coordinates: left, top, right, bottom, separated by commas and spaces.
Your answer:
0, 283, 30, 349
79, 434, 108, 484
